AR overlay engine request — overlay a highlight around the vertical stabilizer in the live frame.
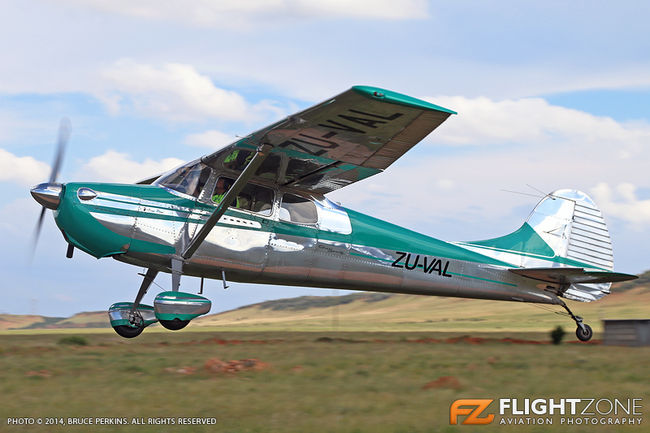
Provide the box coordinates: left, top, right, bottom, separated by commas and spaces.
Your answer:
458, 189, 618, 301
527, 189, 613, 271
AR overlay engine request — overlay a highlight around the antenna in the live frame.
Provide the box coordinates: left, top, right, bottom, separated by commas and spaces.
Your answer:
500, 189, 544, 198
526, 184, 555, 200
500, 184, 553, 200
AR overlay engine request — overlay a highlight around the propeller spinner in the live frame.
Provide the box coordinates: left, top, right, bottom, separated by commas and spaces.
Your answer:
30, 118, 71, 253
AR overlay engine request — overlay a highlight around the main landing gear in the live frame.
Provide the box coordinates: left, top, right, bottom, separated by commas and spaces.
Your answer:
160, 318, 189, 330
559, 300, 593, 342
108, 269, 159, 338
108, 259, 212, 338
114, 319, 145, 339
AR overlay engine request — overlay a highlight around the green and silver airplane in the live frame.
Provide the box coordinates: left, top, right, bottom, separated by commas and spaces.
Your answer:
30, 86, 637, 340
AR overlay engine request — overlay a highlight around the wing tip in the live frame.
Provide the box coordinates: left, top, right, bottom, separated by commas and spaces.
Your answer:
351, 85, 457, 115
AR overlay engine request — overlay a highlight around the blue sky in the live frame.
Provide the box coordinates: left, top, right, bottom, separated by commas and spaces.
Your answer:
1, 1, 649, 316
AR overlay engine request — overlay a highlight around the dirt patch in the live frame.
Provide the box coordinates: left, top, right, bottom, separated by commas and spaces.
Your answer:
180, 338, 283, 346
315, 337, 366, 343
25, 370, 52, 378
422, 376, 461, 390
204, 358, 269, 374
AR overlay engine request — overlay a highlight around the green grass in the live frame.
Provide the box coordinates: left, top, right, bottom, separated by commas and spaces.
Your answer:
1, 331, 648, 433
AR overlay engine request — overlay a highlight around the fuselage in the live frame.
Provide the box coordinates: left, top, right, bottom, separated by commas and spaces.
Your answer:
51, 180, 560, 306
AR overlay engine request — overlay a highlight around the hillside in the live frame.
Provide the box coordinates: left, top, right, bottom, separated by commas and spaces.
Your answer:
3, 272, 648, 332
192, 285, 650, 332
0, 311, 108, 331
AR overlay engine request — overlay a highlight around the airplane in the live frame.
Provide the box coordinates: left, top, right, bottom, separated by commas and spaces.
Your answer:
30, 85, 637, 341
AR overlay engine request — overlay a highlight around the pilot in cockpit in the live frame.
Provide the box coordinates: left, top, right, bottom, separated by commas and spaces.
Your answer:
211, 178, 240, 208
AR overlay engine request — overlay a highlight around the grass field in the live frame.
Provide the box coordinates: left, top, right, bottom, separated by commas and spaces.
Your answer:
1, 330, 648, 433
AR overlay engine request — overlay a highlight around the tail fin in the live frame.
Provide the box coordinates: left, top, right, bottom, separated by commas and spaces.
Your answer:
526, 189, 613, 270
459, 189, 634, 302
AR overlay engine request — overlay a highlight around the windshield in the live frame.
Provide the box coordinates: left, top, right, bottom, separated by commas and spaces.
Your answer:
155, 161, 211, 198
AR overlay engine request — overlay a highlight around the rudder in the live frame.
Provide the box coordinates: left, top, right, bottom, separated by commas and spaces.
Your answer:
526, 189, 613, 271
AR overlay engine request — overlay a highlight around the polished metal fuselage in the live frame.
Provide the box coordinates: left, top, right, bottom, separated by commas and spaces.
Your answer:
78, 183, 561, 307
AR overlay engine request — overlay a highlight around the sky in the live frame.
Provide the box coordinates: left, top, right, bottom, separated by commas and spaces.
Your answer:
1, 0, 649, 316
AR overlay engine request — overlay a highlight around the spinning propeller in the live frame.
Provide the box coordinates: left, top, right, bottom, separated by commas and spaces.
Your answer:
30, 118, 71, 255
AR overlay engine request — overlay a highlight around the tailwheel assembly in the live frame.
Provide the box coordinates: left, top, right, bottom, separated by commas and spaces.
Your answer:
575, 323, 593, 342
559, 300, 593, 342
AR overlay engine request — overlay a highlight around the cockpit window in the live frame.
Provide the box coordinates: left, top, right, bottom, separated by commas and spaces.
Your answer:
155, 161, 211, 198
212, 177, 274, 216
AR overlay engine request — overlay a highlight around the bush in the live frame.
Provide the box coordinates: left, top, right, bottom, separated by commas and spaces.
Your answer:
58, 336, 89, 346
550, 326, 566, 345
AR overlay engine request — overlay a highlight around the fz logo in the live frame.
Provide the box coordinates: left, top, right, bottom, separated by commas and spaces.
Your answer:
450, 399, 495, 425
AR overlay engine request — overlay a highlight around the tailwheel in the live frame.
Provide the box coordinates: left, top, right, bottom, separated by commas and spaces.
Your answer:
576, 324, 593, 342
113, 324, 145, 338
160, 319, 190, 330
559, 300, 594, 342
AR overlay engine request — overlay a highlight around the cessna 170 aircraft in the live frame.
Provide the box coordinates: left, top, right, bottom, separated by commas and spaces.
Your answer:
30, 86, 637, 341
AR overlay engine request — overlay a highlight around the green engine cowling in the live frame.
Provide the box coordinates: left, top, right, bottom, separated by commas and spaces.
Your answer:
154, 291, 211, 322
108, 302, 158, 328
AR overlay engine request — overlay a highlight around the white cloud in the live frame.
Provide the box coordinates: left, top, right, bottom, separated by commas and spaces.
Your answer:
591, 183, 650, 225
57, 0, 428, 27
0, 197, 40, 233
329, 96, 650, 235
184, 130, 236, 149
0, 148, 50, 186
100, 59, 251, 122
76, 150, 184, 183
426, 96, 650, 151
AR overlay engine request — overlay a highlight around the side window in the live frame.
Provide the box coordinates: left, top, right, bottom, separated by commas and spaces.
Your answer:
239, 183, 273, 215
280, 194, 318, 224
211, 177, 273, 216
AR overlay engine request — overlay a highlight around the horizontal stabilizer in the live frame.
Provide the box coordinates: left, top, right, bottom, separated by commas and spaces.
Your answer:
510, 267, 638, 285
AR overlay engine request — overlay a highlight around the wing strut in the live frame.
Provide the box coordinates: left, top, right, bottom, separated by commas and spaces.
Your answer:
181, 144, 273, 260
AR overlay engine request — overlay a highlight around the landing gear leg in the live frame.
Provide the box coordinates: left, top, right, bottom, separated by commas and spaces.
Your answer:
559, 300, 593, 342
111, 269, 158, 338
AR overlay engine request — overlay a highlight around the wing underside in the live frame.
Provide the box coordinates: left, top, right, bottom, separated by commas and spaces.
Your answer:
201, 86, 455, 194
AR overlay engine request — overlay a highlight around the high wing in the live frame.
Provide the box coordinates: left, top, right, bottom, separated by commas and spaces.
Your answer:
200, 86, 456, 194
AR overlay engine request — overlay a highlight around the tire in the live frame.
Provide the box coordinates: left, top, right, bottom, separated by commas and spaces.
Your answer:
576, 324, 593, 342
160, 319, 190, 330
113, 324, 144, 338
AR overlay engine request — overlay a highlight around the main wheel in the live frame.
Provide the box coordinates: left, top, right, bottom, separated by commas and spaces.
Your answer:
113, 324, 145, 338
160, 319, 189, 330
576, 324, 593, 342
